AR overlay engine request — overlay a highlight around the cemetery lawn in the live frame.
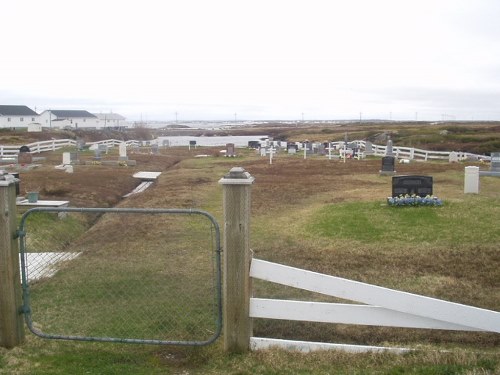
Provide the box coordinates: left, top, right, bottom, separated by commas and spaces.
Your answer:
1, 143, 499, 374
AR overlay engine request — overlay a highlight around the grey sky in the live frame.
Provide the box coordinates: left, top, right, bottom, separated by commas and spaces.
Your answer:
2, 0, 500, 121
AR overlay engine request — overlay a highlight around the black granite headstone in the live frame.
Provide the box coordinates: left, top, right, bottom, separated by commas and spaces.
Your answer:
392, 175, 433, 197
381, 156, 395, 172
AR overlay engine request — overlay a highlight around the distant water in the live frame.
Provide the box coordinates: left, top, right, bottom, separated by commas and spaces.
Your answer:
143, 121, 267, 129
157, 135, 269, 147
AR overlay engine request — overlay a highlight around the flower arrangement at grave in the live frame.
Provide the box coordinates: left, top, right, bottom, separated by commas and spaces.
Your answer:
387, 194, 443, 207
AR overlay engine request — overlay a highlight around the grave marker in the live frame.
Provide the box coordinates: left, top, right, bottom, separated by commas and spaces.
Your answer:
62, 152, 71, 165
449, 151, 459, 163
386, 139, 393, 156
490, 152, 500, 172
380, 156, 396, 175
392, 175, 433, 197
226, 143, 236, 157
464, 166, 479, 194
365, 141, 373, 155
119, 142, 128, 161
18, 146, 32, 165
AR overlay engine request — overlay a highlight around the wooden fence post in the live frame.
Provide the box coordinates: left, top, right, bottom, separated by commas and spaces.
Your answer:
219, 167, 255, 353
0, 176, 25, 348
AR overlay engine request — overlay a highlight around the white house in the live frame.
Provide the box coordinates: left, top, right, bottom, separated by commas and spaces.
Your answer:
38, 110, 99, 129
0, 105, 40, 128
92, 112, 127, 129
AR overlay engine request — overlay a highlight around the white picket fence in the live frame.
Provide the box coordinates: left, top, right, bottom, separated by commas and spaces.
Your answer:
249, 258, 500, 353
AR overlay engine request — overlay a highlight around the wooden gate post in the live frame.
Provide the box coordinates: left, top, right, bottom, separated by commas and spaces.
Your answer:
0, 177, 25, 348
219, 167, 255, 353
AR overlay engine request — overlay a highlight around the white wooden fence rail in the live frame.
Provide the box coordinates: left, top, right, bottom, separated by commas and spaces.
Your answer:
250, 258, 500, 352
0, 139, 140, 158
330, 140, 489, 161
0, 138, 491, 162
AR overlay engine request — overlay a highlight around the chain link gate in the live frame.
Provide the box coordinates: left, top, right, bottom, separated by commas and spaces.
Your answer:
18, 207, 222, 346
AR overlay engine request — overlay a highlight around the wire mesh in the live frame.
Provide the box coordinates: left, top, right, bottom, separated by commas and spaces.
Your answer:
18, 207, 221, 346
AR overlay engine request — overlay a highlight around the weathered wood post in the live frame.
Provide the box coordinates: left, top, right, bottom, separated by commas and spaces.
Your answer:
0, 175, 25, 348
219, 167, 254, 353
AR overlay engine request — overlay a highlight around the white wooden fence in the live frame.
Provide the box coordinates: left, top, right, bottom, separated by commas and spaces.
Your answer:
249, 258, 500, 353
0, 138, 490, 162
330, 140, 490, 162
0, 139, 140, 158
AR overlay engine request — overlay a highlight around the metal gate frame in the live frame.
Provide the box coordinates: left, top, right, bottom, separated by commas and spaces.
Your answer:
18, 207, 222, 346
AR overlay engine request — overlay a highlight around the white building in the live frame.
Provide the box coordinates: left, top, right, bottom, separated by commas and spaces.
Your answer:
0, 105, 40, 128
92, 112, 127, 129
38, 110, 99, 129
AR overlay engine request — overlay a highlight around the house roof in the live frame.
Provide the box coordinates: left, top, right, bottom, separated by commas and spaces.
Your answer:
0, 105, 38, 116
48, 110, 97, 118
92, 113, 126, 121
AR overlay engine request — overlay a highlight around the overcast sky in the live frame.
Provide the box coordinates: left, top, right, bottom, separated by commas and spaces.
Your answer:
2, 0, 500, 121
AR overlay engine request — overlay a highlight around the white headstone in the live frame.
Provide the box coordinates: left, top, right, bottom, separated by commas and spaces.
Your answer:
464, 166, 479, 194
62, 152, 71, 165
449, 151, 459, 163
386, 139, 393, 156
119, 142, 127, 158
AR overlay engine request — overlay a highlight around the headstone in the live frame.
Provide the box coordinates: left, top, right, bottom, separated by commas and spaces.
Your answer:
260, 147, 267, 157
380, 156, 396, 175
365, 141, 373, 154
189, 140, 197, 148
464, 166, 479, 194
162, 140, 170, 147
151, 144, 159, 154
449, 151, 459, 163
248, 141, 260, 149
226, 143, 235, 157
305, 142, 313, 154
490, 152, 500, 172
386, 139, 393, 156
119, 142, 127, 160
392, 175, 433, 197
62, 152, 71, 165
18, 146, 32, 165
288, 147, 296, 155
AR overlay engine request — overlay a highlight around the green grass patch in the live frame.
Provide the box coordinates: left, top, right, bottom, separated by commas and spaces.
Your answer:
308, 198, 500, 244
